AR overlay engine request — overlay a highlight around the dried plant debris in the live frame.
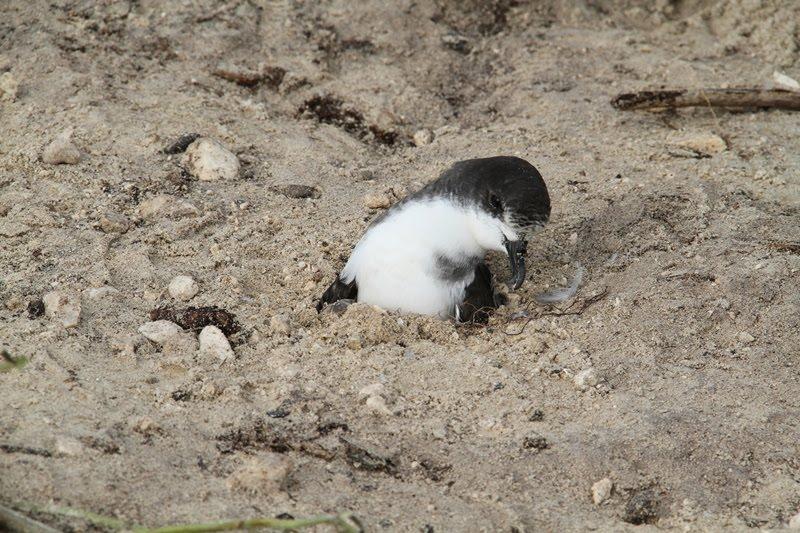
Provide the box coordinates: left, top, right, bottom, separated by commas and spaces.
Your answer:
0, 443, 52, 457
298, 95, 402, 146
162, 133, 202, 154
269, 184, 321, 199
216, 419, 293, 454
342, 438, 398, 475
149, 306, 240, 336
213, 65, 286, 88
623, 488, 662, 525
27, 298, 45, 318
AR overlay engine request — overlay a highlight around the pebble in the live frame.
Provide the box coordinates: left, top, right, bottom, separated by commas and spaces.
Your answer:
346, 334, 363, 350
674, 133, 726, 156
168, 275, 199, 301
0, 71, 19, 101
412, 128, 434, 146
42, 130, 81, 165
99, 211, 130, 234
737, 331, 755, 344
592, 478, 614, 505
198, 325, 234, 362
132, 416, 160, 436
138, 194, 200, 219
84, 286, 120, 300
358, 382, 386, 398
773, 70, 800, 91
573, 368, 599, 391
270, 314, 292, 336
363, 192, 391, 209
365, 394, 393, 415
138, 320, 182, 345
226, 454, 293, 494
182, 137, 240, 181
54, 435, 84, 457
789, 510, 800, 529
42, 291, 81, 328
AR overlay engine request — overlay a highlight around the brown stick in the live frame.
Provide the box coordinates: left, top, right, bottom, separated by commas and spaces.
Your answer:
611, 88, 800, 111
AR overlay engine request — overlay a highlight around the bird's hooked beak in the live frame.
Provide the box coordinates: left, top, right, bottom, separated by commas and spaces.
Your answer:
503, 236, 527, 290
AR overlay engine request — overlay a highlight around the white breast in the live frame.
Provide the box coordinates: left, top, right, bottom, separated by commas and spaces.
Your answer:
340, 198, 506, 318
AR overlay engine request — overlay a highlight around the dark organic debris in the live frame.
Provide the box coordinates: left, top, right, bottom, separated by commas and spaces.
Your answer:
80, 435, 120, 455
269, 184, 321, 199
298, 95, 402, 146
612, 88, 800, 111
317, 419, 349, 435
171, 389, 192, 402
162, 133, 202, 154
342, 438, 398, 475
321, 299, 354, 316
216, 419, 292, 454
419, 458, 452, 482
522, 433, 549, 450
27, 298, 45, 319
768, 241, 800, 254
149, 306, 240, 336
0, 443, 52, 457
213, 65, 286, 88
441, 33, 471, 54
623, 488, 661, 525
528, 409, 544, 422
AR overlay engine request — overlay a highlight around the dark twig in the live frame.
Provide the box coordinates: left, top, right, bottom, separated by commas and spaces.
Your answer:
504, 288, 608, 336
611, 88, 800, 111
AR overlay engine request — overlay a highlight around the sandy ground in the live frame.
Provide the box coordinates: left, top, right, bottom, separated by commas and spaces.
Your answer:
1, 1, 799, 531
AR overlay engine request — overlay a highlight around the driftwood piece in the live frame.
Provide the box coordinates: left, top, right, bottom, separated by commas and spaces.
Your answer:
611, 88, 800, 111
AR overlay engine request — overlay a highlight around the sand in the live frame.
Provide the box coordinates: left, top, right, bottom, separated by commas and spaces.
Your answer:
1, 0, 799, 530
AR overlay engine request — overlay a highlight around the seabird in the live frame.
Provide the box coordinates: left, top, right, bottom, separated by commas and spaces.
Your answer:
317, 156, 551, 322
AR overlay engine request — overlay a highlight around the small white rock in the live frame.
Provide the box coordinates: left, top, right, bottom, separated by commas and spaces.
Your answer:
674, 133, 726, 155
85, 286, 120, 300
270, 314, 292, 336
226, 453, 293, 494
138, 320, 182, 345
42, 130, 81, 165
138, 194, 199, 220
365, 394, 393, 415
0, 71, 19, 101
592, 478, 613, 505
42, 291, 81, 328
358, 382, 386, 399
773, 70, 800, 91
54, 435, 84, 457
574, 368, 599, 391
738, 331, 755, 344
199, 325, 235, 362
168, 275, 199, 301
363, 193, 391, 209
99, 211, 130, 234
412, 128, 434, 147
788, 510, 800, 529
182, 137, 240, 181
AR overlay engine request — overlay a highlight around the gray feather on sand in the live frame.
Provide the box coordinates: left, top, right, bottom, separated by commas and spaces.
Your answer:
535, 262, 584, 304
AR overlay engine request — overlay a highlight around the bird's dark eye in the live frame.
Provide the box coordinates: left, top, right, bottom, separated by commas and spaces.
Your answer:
489, 194, 503, 212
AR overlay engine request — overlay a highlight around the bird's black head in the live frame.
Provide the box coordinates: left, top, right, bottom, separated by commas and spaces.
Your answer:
429, 156, 551, 233
422, 156, 550, 289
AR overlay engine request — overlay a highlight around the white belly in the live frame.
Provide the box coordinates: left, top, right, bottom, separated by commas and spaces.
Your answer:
340, 199, 485, 318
